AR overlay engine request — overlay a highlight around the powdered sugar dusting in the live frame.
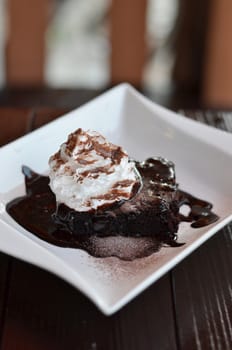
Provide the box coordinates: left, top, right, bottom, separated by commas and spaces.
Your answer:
82, 235, 161, 261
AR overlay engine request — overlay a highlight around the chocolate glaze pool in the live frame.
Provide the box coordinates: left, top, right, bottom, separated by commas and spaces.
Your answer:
6, 162, 219, 261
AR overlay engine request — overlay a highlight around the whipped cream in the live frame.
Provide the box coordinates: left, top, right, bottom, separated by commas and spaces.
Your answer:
49, 128, 140, 211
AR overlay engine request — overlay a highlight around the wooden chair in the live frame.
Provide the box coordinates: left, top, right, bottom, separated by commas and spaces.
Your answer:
202, 0, 232, 108
6, 0, 232, 107
6, 0, 147, 88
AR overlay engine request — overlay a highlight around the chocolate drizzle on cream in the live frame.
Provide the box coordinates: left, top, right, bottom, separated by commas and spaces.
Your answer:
49, 129, 140, 212
6, 159, 219, 261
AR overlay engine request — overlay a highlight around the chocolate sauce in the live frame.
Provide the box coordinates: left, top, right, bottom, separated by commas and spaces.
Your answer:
6, 163, 219, 261
177, 190, 219, 228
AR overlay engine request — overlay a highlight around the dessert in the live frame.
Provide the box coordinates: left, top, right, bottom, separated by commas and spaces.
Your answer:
49, 129, 180, 245
6, 128, 219, 260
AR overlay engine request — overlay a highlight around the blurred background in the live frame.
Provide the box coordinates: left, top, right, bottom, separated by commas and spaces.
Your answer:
0, 0, 232, 109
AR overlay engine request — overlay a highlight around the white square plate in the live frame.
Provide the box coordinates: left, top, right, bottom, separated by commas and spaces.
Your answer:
0, 84, 232, 315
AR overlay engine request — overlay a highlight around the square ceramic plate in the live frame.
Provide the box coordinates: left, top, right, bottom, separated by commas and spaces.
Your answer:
0, 84, 232, 315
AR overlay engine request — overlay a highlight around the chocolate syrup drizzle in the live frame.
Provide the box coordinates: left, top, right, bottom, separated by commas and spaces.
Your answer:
6, 163, 219, 260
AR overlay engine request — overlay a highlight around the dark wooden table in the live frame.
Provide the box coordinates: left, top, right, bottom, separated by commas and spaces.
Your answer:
0, 93, 232, 350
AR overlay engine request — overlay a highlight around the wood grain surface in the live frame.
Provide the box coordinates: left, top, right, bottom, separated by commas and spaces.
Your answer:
172, 226, 232, 350
0, 254, 10, 347
0, 103, 232, 350
1, 262, 177, 350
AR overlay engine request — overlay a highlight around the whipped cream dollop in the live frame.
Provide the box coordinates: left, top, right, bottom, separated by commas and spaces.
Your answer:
49, 128, 140, 211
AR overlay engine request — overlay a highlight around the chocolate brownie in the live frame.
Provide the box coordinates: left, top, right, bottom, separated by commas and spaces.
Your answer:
53, 157, 180, 245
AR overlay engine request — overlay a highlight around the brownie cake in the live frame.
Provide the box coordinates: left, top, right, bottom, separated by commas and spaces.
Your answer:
53, 157, 180, 246
49, 129, 180, 245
